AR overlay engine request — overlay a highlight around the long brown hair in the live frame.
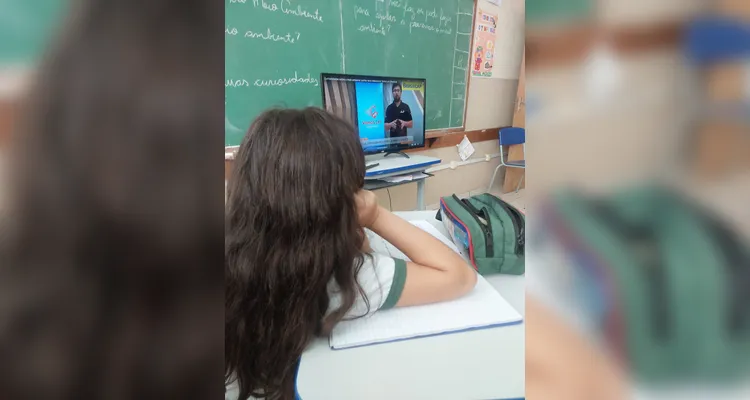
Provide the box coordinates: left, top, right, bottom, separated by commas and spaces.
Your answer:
0, 0, 223, 398
225, 107, 370, 399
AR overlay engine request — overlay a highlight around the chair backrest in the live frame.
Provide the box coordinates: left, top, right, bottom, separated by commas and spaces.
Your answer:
685, 16, 750, 66
499, 127, 525, 146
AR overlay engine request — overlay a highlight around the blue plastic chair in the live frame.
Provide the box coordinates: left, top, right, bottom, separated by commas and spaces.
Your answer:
488, 127, 525, 193
684, 16, 750, 66
683, 16, 750, 148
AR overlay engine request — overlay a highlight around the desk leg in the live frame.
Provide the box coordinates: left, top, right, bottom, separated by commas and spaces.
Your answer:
416, 179, 425, 211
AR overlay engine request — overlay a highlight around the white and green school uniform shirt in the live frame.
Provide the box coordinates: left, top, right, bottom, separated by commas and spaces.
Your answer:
326, 252, 407, 316
225, 252, 407, 400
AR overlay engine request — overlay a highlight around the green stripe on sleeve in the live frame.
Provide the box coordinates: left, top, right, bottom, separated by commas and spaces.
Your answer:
380, 258, 407, 310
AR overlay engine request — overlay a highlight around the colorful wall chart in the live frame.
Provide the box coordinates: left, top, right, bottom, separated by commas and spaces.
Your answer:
471, 8, 498, 77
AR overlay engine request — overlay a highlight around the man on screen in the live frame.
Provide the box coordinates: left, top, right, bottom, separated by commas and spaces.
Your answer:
384, 82, 413, 138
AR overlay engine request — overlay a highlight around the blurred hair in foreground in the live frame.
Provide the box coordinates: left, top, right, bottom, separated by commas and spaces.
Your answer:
526, 0, 750, 398
0, 0, 224, 399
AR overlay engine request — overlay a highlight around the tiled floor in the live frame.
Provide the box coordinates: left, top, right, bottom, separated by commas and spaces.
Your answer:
492, 189, 526, 212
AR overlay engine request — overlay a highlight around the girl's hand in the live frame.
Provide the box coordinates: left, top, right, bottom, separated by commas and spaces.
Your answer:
355, 190, 380, 228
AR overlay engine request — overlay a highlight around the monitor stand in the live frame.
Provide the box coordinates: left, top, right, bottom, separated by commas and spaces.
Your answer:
383, 151, 410, 159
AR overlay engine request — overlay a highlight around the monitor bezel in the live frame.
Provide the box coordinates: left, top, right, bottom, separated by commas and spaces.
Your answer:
320, 72, 428, 155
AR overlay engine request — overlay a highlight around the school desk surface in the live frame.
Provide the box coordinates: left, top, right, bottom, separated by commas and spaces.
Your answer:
296, 211, 525, 400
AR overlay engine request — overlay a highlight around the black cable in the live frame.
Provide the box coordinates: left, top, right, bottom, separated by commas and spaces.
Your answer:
386, 188, 393, 211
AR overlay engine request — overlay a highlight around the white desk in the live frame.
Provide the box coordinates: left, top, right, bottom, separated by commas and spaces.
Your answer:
364, 173, 431, 211
364, 154, 441, 211
297, 211, 525, 400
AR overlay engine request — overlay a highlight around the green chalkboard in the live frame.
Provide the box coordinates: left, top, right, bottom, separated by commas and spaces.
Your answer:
526, 0, 593, 26
225, 0, 475, 147
0, 0, 65, 64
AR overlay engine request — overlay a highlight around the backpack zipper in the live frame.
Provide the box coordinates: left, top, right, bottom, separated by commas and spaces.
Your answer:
481, 196, 525, 255
696, 209, 750, 336
452, 195, 494, 258
589, 200, 670, 343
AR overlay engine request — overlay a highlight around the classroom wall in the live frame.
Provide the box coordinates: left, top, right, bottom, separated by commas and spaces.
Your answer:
525, 0, 704, 197
374, 0, 525, 211
599, 0, 705, 26
374, 139, 506, 211
465, 0, 524, 130
528, 50, 694, 192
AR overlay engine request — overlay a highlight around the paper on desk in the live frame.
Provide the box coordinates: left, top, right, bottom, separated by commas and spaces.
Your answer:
367, 220, 460, 261
382, 175, 413, 183
330, 274, 521, 349
332, 219, 521, 349
457, 135, 475, 161
410, 220, 460, 253
382, 172, 429, 183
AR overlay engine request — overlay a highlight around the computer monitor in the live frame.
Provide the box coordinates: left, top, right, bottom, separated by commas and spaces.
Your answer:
321, 73, 427, 155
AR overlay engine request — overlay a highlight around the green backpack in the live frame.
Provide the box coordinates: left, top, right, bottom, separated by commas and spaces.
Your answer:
437, 193, 525, 275
544, 186, 750, 383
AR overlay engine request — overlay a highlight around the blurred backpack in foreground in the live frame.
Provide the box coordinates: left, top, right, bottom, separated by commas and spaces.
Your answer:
542, 185, 750, 383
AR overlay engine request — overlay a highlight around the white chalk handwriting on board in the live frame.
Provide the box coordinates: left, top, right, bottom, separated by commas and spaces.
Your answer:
226, 26, 301, 44
354, 6, 370, 18
226, 72, 320, 89
235, 0, 325, 23
351, 3, 454, 37
358, 22, 389, 36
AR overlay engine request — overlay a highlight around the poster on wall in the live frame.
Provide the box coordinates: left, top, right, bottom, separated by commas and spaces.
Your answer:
471, 8, 498, 78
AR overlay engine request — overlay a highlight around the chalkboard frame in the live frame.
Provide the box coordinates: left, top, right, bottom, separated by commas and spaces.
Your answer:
225, 0, 488, 153
224, 0, 480, 150
422, 0, 477, 140
320, 72, 428, 155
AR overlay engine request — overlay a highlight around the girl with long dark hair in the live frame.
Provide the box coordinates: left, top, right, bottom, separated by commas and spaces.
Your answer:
0, 1, 223, 398
225, 107, 476, 399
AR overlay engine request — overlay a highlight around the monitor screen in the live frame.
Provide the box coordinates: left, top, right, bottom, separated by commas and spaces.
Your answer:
321, 73, 426, 154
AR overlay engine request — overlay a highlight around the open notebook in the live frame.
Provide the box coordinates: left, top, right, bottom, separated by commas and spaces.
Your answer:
330, 220, 523, 350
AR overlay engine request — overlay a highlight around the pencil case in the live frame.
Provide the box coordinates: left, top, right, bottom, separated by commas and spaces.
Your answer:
436, 193, 525, 275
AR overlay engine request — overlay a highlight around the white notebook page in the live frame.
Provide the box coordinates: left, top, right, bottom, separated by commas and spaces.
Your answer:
331, 221, 522, 350
366, 220, 459, 260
